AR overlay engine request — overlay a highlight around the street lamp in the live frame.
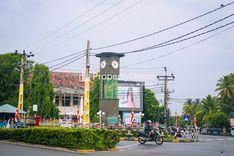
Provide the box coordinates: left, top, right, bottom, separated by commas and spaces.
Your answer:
97, 110, 105, 128
137, 112, 144, 127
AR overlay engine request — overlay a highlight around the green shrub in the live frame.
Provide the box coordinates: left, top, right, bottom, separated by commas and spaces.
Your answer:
0, 127, 119, 150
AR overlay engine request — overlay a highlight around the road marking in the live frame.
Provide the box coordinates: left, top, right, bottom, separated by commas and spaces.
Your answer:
226, 138, 234, 141
118, 143, 139, 149
217, 139, 224, 141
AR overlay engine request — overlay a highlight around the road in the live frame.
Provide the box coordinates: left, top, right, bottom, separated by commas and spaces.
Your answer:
0, 135, 234, 156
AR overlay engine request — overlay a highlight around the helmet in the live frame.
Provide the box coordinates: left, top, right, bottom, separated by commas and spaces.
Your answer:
146, 120, 152, 123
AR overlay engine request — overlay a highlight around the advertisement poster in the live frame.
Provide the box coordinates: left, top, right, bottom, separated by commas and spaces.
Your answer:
122, 112, 140, 124
104, 79, 117, 99
118, 86, 141, 108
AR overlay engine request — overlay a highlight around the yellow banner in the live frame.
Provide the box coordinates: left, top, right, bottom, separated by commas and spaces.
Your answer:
83, 78, 90, 124
18, 84, 24, 110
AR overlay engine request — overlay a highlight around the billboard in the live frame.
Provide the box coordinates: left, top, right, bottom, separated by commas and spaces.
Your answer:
118, 86, 141, 108
122, 112, 141, 124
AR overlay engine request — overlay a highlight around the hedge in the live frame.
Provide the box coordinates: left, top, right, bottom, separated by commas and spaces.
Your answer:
0, 127, 119, 150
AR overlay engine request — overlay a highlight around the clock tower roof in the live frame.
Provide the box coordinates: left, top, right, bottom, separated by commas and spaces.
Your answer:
95, 52, 125, 58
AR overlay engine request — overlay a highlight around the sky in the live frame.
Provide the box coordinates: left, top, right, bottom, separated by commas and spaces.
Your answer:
1, 0, 234, 115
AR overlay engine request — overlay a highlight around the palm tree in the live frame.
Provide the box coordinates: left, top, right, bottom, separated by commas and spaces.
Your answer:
183, 98, 199, 125
216, 75, 234, 101
201, 95, 218, 123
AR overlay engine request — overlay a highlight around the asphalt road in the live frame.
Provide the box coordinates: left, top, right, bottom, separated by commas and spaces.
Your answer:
0, 135, 234, 156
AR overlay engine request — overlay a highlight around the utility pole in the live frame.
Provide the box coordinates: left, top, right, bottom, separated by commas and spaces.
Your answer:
15, 50, 34, 111
83, 40, 90, 124
157, 67, 175, 128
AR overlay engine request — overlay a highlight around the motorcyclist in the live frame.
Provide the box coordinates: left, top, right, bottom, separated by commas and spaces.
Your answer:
144, 120, 153, 139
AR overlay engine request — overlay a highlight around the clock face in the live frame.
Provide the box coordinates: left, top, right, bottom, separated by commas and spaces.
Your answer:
112, 60, 119, 69
100, 60, 106, 69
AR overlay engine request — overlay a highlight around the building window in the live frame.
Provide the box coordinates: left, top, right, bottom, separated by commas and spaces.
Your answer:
55, 96, 59, 106
62, 96, 71, 106
73, 97, 80, 106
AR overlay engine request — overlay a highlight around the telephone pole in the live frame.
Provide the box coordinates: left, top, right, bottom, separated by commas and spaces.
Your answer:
83, 40, 90, 124
15, 50, 34, 111
157, 67, 175, 128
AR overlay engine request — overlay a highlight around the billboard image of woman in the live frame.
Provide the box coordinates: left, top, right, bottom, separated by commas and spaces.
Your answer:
118, 86, 140, 108
123, 87, 135, 108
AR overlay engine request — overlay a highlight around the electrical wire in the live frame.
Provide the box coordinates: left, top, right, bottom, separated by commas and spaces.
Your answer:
123, 21, 234, 54
32, 0, 126, 51
91, 2, 234, 51
122, 25, 234, 68
43, 49, 86, 64
34, 0, 143, 53
36, 3, 233, 64
50, 53, 86, 71
24, 0, 107, 49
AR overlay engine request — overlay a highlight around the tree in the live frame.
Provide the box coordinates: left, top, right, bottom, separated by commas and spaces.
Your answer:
0, 53, 32, 109
205, 112, 229, 128
29, 64, 58, 118
182, 98, 200, 125
143, 88, 161, 122
200, 95, 218, 123
215, 73, 234, 114
90, 74, 99, 123
216, 73, 234, 101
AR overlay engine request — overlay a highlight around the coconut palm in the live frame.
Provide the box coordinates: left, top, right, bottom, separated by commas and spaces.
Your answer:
215, 74, 234, 101
200, 95, 218, 122
183, 98, 200, 125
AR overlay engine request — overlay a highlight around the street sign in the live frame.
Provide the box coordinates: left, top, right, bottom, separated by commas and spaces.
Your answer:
107, 117, 118, 124
33, 104, 38, 111
230, 118, 234, 127
183, 115, 190, 121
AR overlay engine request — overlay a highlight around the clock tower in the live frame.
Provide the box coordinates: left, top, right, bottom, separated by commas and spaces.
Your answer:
95, 52, 124, 124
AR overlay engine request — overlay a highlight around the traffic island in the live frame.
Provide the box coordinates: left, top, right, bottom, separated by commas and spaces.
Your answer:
0, 127, 120, 151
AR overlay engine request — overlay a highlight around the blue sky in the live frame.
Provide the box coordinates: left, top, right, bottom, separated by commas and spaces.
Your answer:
1, 0, 233, 114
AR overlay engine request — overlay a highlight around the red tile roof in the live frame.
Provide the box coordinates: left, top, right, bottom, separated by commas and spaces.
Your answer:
50, 72, 93, 89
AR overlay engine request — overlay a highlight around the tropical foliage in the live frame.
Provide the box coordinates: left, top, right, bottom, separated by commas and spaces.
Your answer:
143, 88, 163, 122
29, 64, 59, 118
181, 73, 234, 129
0, 53, 33, 109
90, 74, 100, 122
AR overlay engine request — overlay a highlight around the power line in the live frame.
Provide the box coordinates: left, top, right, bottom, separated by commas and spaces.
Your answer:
91, 2, 234, 51
124, 21, 234, 54
49, 52, 85, 68
32, 0, 126, 51
24, 0, 107, 49
50, 53, 86, 71
143, 14, 234, 50
42, 49, 86, 64
34, 0, 143, 53
35, 2, 233, 64
122, 25, 234, 68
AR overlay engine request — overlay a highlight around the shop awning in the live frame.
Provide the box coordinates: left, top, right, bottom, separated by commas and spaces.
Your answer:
0, 104, 26, 114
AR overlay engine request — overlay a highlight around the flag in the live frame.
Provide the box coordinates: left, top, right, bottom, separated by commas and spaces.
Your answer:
193, 116, 198, 130
15, 108, 20, 122
77, 109, 80, 124
78, 96, 84, 124
130, 110, 135, 126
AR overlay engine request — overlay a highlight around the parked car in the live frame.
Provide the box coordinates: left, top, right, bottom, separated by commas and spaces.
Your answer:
207, 128, 222, 135
201, 128, 208, 134
15, 121, 28, 128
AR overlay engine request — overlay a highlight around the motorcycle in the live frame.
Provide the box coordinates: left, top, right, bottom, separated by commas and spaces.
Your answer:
138, 129, 164, 145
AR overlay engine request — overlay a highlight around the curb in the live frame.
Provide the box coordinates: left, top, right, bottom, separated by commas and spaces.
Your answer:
120, 137, 196, 143
0, 140, 119, 153
108, 148, 119, 151
77, 149, 95, 153
0, 140, 80, 154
